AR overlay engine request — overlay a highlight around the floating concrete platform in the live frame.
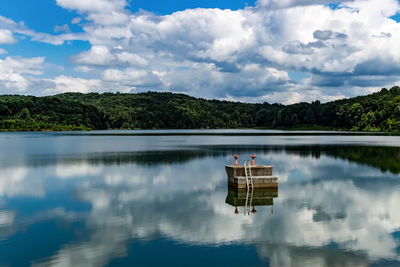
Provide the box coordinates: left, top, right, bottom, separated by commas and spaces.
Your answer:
225, 165, 278, 188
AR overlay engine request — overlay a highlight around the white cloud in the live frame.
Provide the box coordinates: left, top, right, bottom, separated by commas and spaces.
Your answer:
71, 17, 82, 24
0, 55, 108, 95
57, 0, 130, 25
0, 56, 44, 92
56, 0, 127, 13
87, 11, 130, 25
102, 68, 161, 87
115, 52, 148, 67
54, 24, 71, 33
74, 65, 93, 73
0, 15, 85, 45
30, 32, 86, 45
73, 46, 115, 66
0, 29, 15, 44
44, 75, 102, 94
256, 0, 352, 9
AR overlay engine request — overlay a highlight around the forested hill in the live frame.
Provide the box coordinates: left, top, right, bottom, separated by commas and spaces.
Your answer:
1, 86, 400, 131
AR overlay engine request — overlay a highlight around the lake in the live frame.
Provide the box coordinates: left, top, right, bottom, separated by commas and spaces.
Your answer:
1, 130, 400, 266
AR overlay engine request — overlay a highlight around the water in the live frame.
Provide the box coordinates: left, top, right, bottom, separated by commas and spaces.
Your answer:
0, 130, 400, 266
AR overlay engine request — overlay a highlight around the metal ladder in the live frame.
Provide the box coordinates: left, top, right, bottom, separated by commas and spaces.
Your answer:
244, 160, 254, 190
244, 160, 254, 215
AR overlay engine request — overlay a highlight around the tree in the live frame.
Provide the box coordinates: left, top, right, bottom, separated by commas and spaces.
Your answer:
304, 108, 316, 125
19, 108, 30, 119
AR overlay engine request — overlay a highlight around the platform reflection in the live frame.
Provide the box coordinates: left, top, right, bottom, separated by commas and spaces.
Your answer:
225, 186, 278, 215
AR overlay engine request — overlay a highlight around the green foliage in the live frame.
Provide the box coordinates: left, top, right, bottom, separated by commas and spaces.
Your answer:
1, 86, 400, 131
0, 95, 106, 131
326, 146, 400, 174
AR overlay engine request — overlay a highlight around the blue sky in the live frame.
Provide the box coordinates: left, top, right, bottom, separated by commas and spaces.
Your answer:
0, 0, 257, 32
1, 0, 400, 103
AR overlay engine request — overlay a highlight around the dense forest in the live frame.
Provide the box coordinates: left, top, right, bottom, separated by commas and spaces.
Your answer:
0, 86, 400, 131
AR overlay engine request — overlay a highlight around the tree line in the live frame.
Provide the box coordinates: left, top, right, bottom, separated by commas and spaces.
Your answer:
0, 86, 400, 131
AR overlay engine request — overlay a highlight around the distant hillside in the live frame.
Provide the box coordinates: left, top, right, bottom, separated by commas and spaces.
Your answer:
0, 86, 400, 131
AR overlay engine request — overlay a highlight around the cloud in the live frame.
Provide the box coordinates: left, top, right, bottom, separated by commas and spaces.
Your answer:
0, 56, 107, 95
102, 68, 161, 87
57, 0, 130, 25
74, 65, 93, 73
43, 75, 102, 94
54, 24, 71, 33
313, 30, 347, 40
0, 29, 16, 44
372, 32, 392, 39
256, 0, 352, 9
72, 46, 149, 68
114, 52, 148, 67
29, 32, 86, 45
313, 30, 333, 40
71, 17, 82, 24
73, 46, 115, 66
0, 56, 45, 93
0, 15, 85, 45
282, 40, 319, 54
159, 62, 292, 98
56, 0, 128, 13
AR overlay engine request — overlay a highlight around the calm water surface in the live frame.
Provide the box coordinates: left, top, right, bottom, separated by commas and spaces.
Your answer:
1, 130, 400, 266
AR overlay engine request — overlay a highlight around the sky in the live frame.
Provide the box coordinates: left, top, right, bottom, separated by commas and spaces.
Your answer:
0, 0, 400, 104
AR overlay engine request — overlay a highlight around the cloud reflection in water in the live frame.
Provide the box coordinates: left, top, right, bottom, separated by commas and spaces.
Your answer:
0, 145, 399, 266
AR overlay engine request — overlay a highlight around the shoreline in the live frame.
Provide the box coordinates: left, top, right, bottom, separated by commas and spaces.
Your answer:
1, 129, 397, 136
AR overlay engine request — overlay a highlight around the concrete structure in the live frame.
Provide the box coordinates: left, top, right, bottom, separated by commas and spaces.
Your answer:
225, 157, 278, 188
